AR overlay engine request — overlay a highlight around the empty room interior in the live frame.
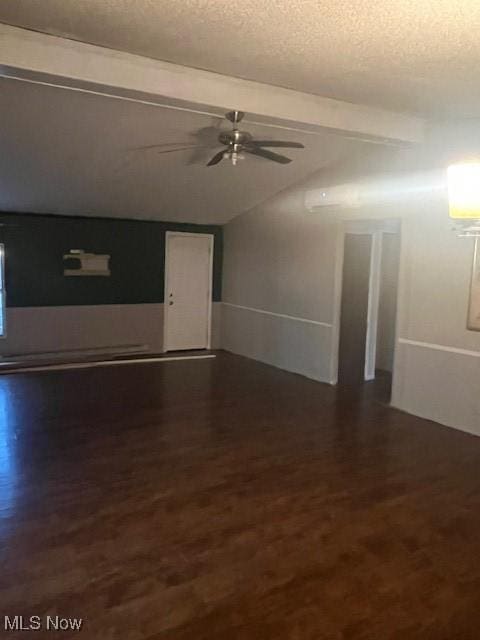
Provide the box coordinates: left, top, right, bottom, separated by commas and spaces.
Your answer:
1, 2, 480, 638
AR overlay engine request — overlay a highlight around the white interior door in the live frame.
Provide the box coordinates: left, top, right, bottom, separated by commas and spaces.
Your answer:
164, 233, 213, 351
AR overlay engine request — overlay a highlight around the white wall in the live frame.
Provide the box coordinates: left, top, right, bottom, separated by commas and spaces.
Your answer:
221, 144, 408, 384
221, 125, 480, 435
2, 302, 222, 358
222, 190, 339, 383
391, 207, 480, 434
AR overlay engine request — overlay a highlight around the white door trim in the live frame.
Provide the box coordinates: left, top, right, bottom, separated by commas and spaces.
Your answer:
364, 231, 383, 380
163, 231, 214, 352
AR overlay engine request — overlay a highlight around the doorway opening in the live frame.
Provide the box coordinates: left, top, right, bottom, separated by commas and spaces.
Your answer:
338, 233, 372, 386
163, 232, 214, 352
336, 223, 400, 401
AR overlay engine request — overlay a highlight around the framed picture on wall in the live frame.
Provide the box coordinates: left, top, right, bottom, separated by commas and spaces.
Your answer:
468, 238, 480, 331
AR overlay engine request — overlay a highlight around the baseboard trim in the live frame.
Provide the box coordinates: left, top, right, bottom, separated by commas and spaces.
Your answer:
0, 343, 148, 362
398, 338, 480, 359
0, 354, 216, 375
222, 302, 333, 328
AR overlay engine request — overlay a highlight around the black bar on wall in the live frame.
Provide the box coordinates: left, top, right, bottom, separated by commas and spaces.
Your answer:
0, 213, 223, 307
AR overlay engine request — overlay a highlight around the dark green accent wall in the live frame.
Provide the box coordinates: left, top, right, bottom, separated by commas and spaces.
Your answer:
0, 213, 222, 307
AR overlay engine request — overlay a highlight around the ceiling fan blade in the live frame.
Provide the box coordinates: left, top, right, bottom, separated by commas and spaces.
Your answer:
245, 146, 292, 164
250, 140, 305, 149
207, 150, 226, 166
157, 145, 205, 155
132, 142, 191, 151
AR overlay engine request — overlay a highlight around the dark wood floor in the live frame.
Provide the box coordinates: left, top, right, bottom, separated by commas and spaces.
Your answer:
1, 352, 480, 639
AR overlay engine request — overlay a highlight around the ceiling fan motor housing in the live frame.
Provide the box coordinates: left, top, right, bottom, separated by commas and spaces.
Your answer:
218, 130, 253, 147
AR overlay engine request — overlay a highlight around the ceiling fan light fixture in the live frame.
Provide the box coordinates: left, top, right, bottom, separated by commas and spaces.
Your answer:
222, 149, 245, 166
231, 151, 245, 166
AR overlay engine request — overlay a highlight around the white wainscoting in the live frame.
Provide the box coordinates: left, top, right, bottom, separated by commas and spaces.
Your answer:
392, 339, 480, 436
221, 302, 334, 383
2, 302, 222, 358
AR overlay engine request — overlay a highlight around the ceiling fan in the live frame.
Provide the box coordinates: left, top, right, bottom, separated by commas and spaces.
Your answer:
205, 111, 305, 166
137, 111, 305, 166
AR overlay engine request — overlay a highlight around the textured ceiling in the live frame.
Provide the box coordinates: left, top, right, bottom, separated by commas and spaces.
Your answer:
0, 78, 361, 223
0, 0, 479, 116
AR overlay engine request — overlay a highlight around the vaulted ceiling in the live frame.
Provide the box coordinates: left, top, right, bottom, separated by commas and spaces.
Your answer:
0, 77, 363, 223
1, 0, 479, 116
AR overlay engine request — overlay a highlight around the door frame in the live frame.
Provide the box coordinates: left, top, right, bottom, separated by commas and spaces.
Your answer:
163, 231, 214, 352
331, 219, 401, 384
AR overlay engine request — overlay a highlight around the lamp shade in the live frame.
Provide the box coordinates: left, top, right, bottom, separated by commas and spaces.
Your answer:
447, 162, 480, 220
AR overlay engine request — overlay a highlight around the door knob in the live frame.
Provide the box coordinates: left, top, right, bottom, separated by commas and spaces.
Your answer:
169, 301, 174, 306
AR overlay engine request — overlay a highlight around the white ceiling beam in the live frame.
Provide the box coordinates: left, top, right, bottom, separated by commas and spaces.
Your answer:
0, 24, 424, 144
